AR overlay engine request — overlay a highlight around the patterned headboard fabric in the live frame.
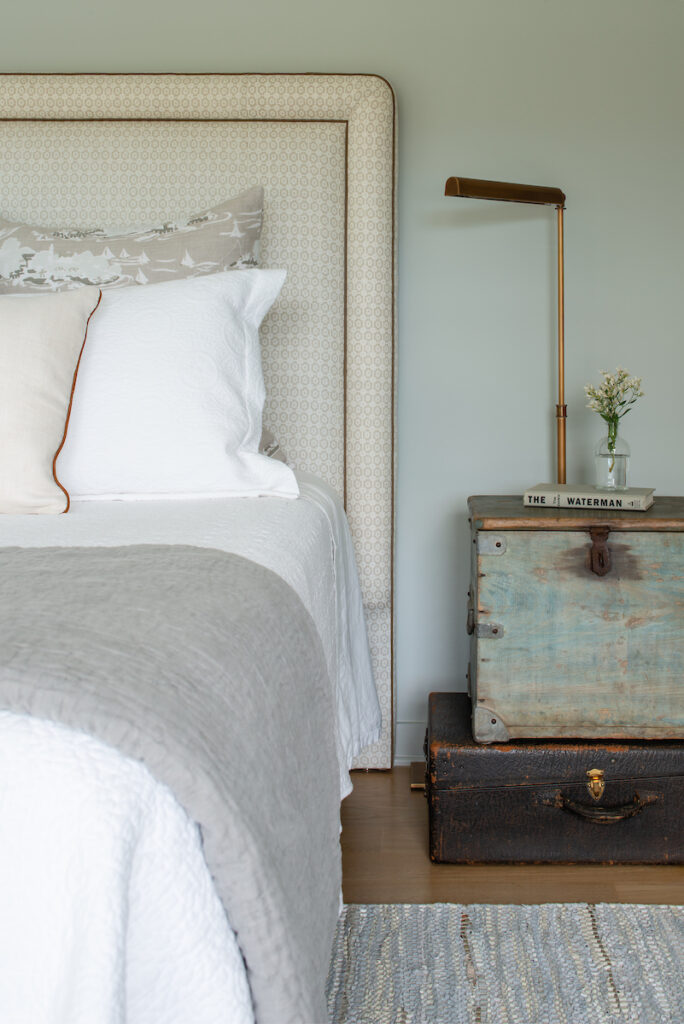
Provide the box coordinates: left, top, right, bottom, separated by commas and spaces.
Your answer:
0, 74, 396, 768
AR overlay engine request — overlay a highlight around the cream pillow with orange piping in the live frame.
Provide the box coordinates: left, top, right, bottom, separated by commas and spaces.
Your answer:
0, 287, 102, 513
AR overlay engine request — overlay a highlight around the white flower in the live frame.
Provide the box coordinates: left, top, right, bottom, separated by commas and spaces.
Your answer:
584, 367, 644, 424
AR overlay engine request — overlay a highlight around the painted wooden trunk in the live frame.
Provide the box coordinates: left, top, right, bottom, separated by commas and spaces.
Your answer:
468, 496, 684, 743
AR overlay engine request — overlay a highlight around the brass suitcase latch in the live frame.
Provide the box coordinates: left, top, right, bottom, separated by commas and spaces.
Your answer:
586, 768, 605, 801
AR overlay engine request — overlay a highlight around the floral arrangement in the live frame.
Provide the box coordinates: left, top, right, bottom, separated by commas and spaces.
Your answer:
584, 368, 644, 456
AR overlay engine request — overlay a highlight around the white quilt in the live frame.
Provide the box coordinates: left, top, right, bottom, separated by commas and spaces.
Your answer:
0, 713, 254, 1024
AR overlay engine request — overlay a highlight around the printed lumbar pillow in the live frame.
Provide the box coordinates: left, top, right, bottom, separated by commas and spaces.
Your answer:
0, 287, 102, 513
0, 186, 263, 292
57, 270, 298, 500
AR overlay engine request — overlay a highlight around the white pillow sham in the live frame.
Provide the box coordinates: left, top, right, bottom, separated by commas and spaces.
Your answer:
0, 287, 102, 513
57, 270, 298, 500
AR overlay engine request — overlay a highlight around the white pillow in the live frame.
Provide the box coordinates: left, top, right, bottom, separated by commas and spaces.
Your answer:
0, 287, 102, 514
57, 271, 299, 500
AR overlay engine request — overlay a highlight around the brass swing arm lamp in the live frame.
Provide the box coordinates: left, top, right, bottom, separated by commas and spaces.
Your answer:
445, 176, 567, 484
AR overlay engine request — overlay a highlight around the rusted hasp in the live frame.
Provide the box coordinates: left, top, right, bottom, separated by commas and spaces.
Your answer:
589, 526, 611, 576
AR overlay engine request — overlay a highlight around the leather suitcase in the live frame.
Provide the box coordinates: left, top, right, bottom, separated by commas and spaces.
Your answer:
427, 692, 684, 864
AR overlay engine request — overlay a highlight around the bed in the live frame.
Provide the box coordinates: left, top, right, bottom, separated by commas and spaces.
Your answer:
0, 74, 396, 1024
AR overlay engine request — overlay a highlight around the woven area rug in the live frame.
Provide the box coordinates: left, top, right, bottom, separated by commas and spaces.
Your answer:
326, 903, 683, 1024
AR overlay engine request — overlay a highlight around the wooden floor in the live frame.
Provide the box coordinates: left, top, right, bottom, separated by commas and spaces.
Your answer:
341, 766, 684, 905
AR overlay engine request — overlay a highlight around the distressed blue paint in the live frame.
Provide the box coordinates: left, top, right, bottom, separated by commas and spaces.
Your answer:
470, 529, 684, 740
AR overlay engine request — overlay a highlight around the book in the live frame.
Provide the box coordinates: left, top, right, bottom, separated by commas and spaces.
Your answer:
523, 484, 654, 511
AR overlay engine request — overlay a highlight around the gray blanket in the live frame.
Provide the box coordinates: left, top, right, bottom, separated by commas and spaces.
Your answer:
0, 545, 341, 1024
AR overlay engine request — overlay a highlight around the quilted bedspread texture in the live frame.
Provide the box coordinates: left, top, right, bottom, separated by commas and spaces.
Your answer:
0, 544, 341, 1024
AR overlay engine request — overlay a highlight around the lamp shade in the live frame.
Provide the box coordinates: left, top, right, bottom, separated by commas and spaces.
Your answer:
445, 176, 565, 208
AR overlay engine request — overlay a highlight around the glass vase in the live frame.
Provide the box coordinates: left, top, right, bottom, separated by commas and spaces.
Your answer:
595, 433, 630, 490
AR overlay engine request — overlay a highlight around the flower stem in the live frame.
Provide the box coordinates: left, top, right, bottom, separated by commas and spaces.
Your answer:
607, 418, 618, 473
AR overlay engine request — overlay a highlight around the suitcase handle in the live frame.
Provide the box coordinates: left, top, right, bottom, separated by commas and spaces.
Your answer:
551, 791, 658, 824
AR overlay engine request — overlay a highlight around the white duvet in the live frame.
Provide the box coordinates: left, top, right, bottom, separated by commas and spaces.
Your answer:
0, 473, 380, 1023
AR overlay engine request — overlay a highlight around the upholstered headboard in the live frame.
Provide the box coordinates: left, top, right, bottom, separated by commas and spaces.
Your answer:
0, 73, 396, 768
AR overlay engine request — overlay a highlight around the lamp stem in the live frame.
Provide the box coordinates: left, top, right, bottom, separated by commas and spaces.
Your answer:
556, 205, 567, 484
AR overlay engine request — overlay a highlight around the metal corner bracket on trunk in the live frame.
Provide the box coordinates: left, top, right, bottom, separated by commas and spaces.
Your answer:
472, 703, 510, 743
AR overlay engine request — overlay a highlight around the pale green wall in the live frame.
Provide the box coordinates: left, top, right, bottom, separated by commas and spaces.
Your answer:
3, 0, 682, 761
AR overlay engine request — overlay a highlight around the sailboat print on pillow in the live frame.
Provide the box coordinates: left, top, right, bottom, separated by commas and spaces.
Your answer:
0, 186, 263, 293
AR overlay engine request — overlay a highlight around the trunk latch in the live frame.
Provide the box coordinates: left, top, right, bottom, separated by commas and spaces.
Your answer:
589, 526, 611, 576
